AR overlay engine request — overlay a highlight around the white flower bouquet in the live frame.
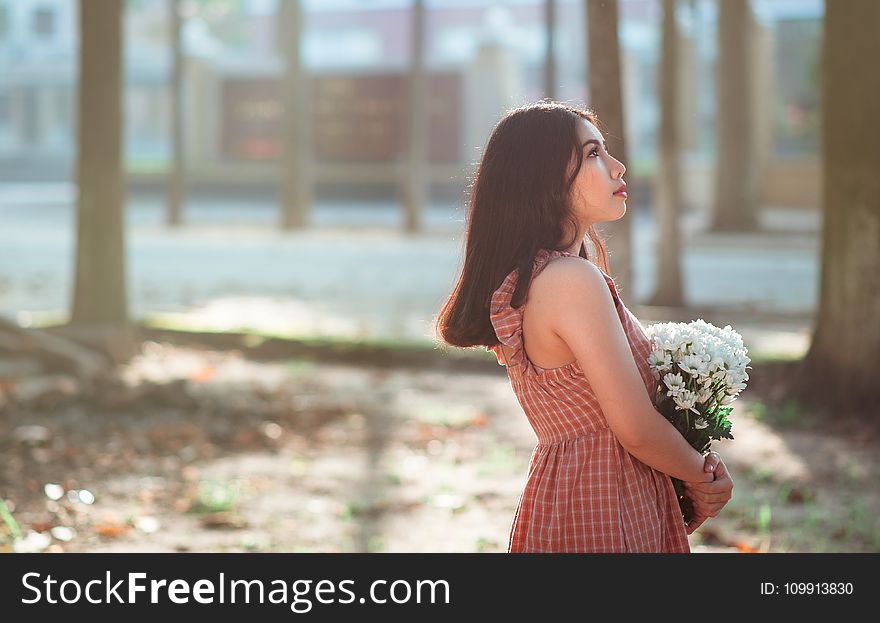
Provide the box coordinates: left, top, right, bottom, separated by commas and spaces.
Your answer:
643, 319, 750, 523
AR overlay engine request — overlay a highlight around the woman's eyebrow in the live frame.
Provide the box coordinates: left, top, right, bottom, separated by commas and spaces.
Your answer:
582, 139, 608, 150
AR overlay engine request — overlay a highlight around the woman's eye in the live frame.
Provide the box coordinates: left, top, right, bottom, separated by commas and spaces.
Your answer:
588, 149, 599, 158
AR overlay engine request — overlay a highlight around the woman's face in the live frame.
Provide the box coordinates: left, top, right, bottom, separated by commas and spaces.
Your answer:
568, 119, 627, 228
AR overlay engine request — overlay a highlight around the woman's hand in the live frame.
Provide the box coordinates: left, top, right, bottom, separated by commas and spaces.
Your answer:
683, 451, 734, 534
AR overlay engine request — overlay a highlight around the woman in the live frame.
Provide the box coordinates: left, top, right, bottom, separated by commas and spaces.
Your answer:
435, 101, 733, 552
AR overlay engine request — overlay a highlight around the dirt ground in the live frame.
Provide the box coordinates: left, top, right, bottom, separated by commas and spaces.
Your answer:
2, 341, 879, 553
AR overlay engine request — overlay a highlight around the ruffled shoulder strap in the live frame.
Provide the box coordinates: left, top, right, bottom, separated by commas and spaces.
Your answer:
488, 248, 621, 368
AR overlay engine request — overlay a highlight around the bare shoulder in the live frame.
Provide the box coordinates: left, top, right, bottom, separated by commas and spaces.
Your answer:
528, 255, 618, 340
531, 256, 611, 306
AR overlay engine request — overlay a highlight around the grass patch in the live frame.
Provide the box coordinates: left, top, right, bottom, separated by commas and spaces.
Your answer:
749, 398, 823, 431
187, 479, 242, 514
719, 465, 879, 552
756, 503, 773, 533
142, 313, 442, 348
747, 464, 776, 484
137, 317, 500, 371
141, 314, 469, 352
23, 315, 501, 369
0, 499, 22, 545
475, 536, 499, 553
18, 311, 68, 328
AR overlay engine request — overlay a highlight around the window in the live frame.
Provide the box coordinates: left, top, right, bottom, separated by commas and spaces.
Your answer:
0, 5, 9, 37
0, 94, 11, 124
304, 29, 382, 67
34, 7, 56, 38
773, 18, 821, 156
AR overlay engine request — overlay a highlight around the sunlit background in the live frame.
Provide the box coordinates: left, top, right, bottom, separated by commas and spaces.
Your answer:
1, 0, 823, 335
3, 0, 876, 555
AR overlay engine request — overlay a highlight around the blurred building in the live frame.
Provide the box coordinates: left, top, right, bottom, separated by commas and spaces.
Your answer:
0, 0, 823, 207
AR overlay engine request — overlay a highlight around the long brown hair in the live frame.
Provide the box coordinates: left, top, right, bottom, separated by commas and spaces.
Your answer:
435, 100, 611, 350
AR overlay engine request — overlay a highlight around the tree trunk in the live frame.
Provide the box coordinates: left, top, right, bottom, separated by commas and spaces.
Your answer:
586, 0, 632, 295
166, 0, 184, 227
647, 0, 685, 307
71, 0, 135, 363
402, 0, 427, 234
711, 0, 759, 232
279, 0, 311, 229
544, 0, 556, 100
788, 1, 880, 418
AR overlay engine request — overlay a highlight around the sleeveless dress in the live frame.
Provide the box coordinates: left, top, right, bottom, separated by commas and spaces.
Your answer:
488, 247, 690, 553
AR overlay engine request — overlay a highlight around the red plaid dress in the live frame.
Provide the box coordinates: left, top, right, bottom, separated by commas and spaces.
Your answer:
488, 248, 690, 553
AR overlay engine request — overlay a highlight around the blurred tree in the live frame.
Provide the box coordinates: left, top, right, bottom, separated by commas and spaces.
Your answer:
544, 0, 556, 100
402, 0, 427, 233
166, 0, 185, 226
279, 0, 311, 229
70, 0, 136, 362
647, 0, 685, 307
710, 0, 759, 232
790, 0, 880, 416
585, 0, 632, 295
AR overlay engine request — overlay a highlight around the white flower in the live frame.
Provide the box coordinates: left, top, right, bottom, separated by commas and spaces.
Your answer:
646, 318, 749, 415
663, 372, 685, 396
654, 332, 680, 353
677, 353, 709, 379
712, 368, 728, 381
694, 416, 709, 429
673, 389, 701, 415
726, 381, 748, 396
648, 348, 673, 372
673, 331, 696, 354
725, 369, 746, 385
696, 386, 713, 404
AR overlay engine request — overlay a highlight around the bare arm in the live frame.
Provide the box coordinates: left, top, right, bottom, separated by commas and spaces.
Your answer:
537, 258, 711, 484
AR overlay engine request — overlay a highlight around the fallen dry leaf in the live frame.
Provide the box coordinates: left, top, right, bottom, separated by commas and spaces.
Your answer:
735, 541, 761, 553
191, 366, 215, 383
31, 520, 55, 532
470, 413, 489, 427
199, 512, 248, 530
94, 522, 130, 538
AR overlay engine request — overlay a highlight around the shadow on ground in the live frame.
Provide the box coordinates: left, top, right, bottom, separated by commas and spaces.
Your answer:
2, 339, 878, 553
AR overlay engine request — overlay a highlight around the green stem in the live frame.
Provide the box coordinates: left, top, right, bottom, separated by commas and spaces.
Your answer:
0, 498, 21, 541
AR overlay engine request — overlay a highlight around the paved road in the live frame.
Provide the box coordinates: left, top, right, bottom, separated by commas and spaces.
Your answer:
0, 186, 819, 356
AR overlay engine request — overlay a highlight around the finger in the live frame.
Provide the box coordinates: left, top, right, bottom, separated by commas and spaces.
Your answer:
686, 515, 708, 534
690, 496, 728, 513
682, 484, 724, 499
690, 506, 718, 520
689, 506, 711, 520
684, 478, 732, 495
706, 502, 726, 516
695, 497, 727, 510
685, 485, 731, 500
713, 458, 733, 484
690, 501, 724, 518
703, 451, 721, 473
